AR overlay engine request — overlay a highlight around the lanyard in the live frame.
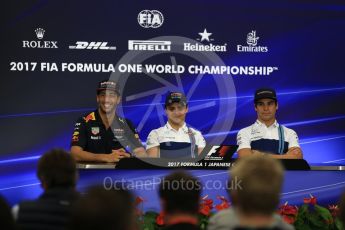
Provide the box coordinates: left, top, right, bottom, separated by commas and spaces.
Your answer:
187, 127, 196, 158
277, 125, 285, 154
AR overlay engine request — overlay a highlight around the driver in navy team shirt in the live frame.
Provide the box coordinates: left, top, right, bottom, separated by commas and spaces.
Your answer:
70, 80, 146, 163
237, 88, 303, 159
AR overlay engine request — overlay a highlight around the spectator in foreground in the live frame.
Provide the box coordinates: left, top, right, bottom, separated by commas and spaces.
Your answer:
208, 155, 294, 230
15, 149, 79, 230
159, 170, 202, 230
69, 186, 138, 230
340, 190, 345, 227
0, 195, 16, 230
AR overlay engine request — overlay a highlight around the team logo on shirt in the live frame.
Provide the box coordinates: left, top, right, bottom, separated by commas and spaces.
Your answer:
113, 128, 124, 134
113, 128, 124, 139
74, 123, 81, 131
72, 131, 79, 142
84, 112, 96, 123
91, 127, 100, 135
146, 140, 153, 146
237, 135, 243, 146
250, 128, 261, 135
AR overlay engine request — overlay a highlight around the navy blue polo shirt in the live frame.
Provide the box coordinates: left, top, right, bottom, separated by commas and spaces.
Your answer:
71, 110, 143, 154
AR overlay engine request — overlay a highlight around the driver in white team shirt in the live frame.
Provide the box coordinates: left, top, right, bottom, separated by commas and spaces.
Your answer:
237, 88, 303, 159
146, 92, 206, 158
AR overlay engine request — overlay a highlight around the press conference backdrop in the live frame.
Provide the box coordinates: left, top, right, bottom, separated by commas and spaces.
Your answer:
1, 0, 345, 166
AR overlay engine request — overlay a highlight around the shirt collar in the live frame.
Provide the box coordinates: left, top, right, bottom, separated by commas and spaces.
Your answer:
255, 119, 279, 128
166, 122, 187, 132
95, 109, 121, 126
94, 109, 102, 122
273, 120, 279, 127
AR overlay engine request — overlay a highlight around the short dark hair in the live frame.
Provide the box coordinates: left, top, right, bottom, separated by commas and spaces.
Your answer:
254, 99, 278, 107
159, 170, 201, 214
37, 149, 77, 189
69, 186, 135, 230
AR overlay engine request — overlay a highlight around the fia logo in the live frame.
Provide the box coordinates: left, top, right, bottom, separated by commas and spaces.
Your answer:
138, 10, 164, 28
246, 30, 259, 46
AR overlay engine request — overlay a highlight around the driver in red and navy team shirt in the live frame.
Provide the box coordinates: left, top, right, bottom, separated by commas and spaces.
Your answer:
70, 80, 146, 163
237, 88, 303, 159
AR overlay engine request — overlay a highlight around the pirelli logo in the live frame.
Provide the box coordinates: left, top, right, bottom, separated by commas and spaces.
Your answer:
128, 40, 171, 51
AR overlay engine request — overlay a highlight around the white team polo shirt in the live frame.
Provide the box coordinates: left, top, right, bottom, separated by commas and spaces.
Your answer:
237, 120, 300, 154
146, 122, 206, 152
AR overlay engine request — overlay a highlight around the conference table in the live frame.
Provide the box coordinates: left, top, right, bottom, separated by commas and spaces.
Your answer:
1, 157, 344, 212
75, 159, 345, 211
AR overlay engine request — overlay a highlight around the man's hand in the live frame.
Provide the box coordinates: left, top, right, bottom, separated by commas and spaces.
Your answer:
285, 147, 303, 159
238, 149, 266, 158
250, 148, 303, 159
102, 148, 131, 163
252, 150, 265, 156
133, 147, 147, 157
238, 148, 303, 159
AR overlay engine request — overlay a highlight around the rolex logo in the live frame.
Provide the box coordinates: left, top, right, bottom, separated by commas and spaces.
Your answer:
22, 28, 58, 48
35, 28, 45, 39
